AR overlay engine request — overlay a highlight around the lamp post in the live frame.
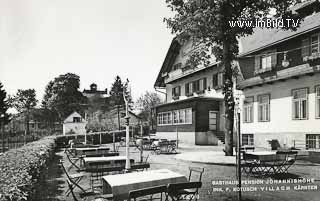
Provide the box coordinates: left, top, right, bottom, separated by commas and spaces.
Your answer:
123, 80, 131, 171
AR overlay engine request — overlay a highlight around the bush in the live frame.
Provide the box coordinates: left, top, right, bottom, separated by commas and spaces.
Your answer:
0, 136, 56, 201
55, 131, 126, 148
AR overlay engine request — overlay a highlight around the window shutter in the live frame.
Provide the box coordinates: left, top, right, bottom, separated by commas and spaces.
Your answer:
203, 78, 207, 90
301, 38, 310, 58
212, 74, 218, 87
178, 86, 181, 96
254, 56, 261, 73
185, 83, 189, 95
271, 50, 277, 68
172, 87, 175, 97
193, 81, 198, 92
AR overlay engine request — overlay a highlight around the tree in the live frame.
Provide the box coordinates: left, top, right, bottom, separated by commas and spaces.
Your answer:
42, 73, 88, 121
0, 82, 11, 126
136, 91, 161, 128
109, 76, 133, 108
164, 0, 301, 155
13, 89, 38, 135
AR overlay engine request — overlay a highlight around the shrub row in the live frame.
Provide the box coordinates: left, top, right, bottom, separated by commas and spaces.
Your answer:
55, 131, 126, 148
0, 136, 56, 201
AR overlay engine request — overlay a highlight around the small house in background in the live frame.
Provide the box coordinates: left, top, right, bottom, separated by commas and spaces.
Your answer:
63, 112, 87, 135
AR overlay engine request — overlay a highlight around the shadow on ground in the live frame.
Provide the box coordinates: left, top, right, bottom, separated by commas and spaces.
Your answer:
32, 149, 65, 201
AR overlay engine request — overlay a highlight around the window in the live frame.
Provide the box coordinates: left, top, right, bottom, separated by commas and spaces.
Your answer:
157, 112, 172, 126
242, 134, 254, 146
243, 97, 254, 123
172, 86, 181, 97
261, 55, 272, 69
73, 117, 81, 123
217, 73, 224, 86
172, 63, 182, 70
209, 111, 218, 130
316, 86, 320, 118
157, 108, 192, 126
173, 110, 179, 124
292, 88, 308, 120
258, 94, 270, 122
185, 108, 192, 124
185, 82, 193, 96
311, 34, 319, 54
306, 134, 320, 149
198, 78, 207, 91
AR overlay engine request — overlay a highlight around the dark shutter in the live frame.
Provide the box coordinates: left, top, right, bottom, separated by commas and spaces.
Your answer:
193, 80, 199, 92
271, 50, 277, 69
254, 56, 261, 73
301, 38, 310, 58
178, 86, 181, 96
185, 83, 189, 95
172, 87, 175, 97
212, 74, 218, 87
203, 78, 207, 90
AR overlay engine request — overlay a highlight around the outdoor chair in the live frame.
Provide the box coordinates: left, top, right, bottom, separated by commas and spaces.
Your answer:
60, 160, 88, 197
188, 167, 204, 182
128, 185, 167, 201
167, 182, 202, 201
240, 152, 264, 176
65, 148, 83, 172
66, 179, 113, 201
272, 150, 298, 174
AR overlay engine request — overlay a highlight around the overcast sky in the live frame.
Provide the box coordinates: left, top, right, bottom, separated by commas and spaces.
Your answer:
0, 0, 173, 104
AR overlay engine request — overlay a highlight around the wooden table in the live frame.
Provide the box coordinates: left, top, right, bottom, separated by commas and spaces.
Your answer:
102, 169, 188, 200
83, 156, 133, 167
74, 147, 110, 156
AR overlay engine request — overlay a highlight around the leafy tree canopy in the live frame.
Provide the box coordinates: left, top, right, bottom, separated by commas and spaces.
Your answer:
109, 76, 133, 108
136, 91, 161, 122
13, 89, 38, 113
0, 82, 11, 125
42, 73, 88, 120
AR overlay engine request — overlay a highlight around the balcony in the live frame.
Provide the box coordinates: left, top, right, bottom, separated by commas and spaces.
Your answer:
254, 67, 273, 75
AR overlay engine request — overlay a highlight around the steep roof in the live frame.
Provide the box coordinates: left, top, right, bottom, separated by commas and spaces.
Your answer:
154, 38, 181, 88
239, 12, 320, 56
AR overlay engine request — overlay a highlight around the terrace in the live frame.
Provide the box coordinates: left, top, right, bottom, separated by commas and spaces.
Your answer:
1, 135, 320, 201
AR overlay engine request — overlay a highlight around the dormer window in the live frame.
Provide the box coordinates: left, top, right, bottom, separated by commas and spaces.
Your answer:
73, 117, 81, 123
172, 63, 182, 71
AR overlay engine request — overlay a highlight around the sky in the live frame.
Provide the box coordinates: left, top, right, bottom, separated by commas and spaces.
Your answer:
0, 0, 173, 104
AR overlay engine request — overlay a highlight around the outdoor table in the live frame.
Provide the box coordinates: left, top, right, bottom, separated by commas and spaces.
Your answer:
102, 169, 188, 200
244, 151, 277, 162
83, 156, 134, 168
242, 151, 297, 176
74, 147, 110, 156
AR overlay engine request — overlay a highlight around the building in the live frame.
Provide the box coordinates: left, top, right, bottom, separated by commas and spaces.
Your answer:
63, 112, 87, 135
83, 83, 109, 98
154, 39, 227, 145
238, 2, 320, 149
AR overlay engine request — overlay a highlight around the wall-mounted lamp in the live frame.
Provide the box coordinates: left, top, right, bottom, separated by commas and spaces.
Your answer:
282, 52, 290, 68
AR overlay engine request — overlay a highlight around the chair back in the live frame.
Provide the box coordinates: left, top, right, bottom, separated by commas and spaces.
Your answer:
66, 178, 80, 201
167, 182, 202, 198
60, 160, 73, 180
188, 167, 204, 182
128, 185, 167, 201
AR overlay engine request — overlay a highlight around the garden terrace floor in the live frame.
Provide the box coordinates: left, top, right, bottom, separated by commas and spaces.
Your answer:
35, 143, 320, 201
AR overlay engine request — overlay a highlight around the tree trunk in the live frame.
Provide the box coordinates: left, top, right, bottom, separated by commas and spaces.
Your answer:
223, 39, 235, 156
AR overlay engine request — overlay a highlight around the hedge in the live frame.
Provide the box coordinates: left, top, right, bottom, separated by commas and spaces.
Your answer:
55, 131, 126, 148
0, 136, 56, 201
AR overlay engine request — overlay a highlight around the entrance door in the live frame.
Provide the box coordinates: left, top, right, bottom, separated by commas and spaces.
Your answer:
209, 111, 218, 131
